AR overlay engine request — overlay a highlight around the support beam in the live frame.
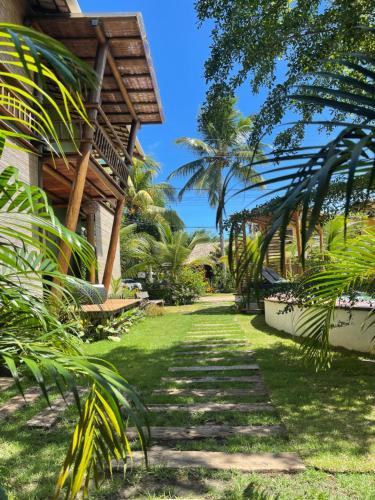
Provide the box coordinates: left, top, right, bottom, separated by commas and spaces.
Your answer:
56, 39, 109, 276
95, 25, 138, 122
102, 197, 125, 290
127, 119, 140, 160
294, 211, 302, 259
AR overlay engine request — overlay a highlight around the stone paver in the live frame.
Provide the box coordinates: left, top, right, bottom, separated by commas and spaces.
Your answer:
174, 349, 255, 356
182, 342, 247, 348
186, 335, 242, 339
152, 387, 266, 397
173, 356, 254, 363
122, 449, 305, 472
126, 425, 284, 440
27, 389, 86, 428
161, 375, 261, 384
168, 364, 259, 372
0, 378, 14, 391
0, 387, 41, 419
148, 402, 273, 412
193, 323, 238, 327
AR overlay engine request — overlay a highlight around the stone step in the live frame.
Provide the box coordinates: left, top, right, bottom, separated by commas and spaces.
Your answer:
182, 342, 247, 348
27, 389, 86, 429
173, 356, 254, 363
187, 326, 242, 333
187, 333, 241, 337
152, 387, 267, 397
0, 377, 14, 391
168, 365, 259, 372
0, 387, 41, 419
192, 324, 239, 327
186, 336, 242, 340
126, 424, 284, 440
174, 349, 255, 356
148, 402, 274, 412
118, 449, 305, 472
161, 375, 261, 384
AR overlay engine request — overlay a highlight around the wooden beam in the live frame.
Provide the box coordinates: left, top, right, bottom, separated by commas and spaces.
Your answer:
127, 119, 140, 161
95, 25, 138, 122
102, 197, 125, 290
294, 212, 302, 259
56, 39, 109, 276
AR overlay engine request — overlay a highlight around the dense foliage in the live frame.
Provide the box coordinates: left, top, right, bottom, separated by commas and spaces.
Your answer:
195, 0, 375, 147
148, 266, 207, 305
0, 24, 148, 499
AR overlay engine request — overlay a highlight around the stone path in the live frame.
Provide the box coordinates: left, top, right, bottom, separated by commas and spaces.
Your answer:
120, 449, 305, 472
168, 364, 259, 372
126, 424, 284, 440
161, 375, 262, 384
0, 387, 41, 419
27, 389, 86, 428
0, 377, 14, 391
148, 402, 274, 413
175, 349, 255, 356
131, 314, 305, 476
152, 387, 266, 397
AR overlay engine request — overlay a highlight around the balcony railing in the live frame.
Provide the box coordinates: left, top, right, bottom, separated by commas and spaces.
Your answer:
92, 119, 129, 184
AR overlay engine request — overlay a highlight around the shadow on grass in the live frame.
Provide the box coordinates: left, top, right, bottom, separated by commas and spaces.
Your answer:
247, 315, 375, 463
1, 307, 374, 499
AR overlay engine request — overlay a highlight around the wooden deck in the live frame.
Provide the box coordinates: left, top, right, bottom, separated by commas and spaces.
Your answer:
80, 299, 141, 317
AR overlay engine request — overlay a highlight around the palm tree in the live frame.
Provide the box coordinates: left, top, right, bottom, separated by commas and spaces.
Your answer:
168, 98, 266, 269
0, 24, 147, 498
125, 223, 210, 278
126, 156, 175, 217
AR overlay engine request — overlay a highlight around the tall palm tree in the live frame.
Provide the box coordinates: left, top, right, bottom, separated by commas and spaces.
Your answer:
0, 24, 147, 499
126, 156, 175, 216
168, 98, 265, 269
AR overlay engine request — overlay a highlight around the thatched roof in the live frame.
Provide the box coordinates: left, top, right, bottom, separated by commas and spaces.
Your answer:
186, 243, 218, 265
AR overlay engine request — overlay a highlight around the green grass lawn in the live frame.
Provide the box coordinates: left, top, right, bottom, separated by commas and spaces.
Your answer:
0, 300, 374, 499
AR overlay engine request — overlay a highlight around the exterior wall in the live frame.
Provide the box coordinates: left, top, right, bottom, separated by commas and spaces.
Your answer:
0, 139, 39, 185
0, 0, 26, 24
0, 0, 38, 185
264, 298, 375, 354
95, 204, 121, 287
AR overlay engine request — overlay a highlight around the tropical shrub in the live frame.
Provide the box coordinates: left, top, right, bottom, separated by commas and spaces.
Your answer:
84, 308, 145, 341
152, 267, 206, 305
0, 24, 148, 499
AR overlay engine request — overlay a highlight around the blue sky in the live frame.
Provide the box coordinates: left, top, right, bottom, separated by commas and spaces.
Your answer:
80, 0, 319, 234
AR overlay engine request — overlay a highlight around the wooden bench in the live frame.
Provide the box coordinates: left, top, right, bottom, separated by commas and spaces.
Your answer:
136, 291, 164, 307
80, 299, 141, 318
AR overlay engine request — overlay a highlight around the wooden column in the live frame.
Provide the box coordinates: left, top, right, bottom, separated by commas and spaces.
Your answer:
56, 38, 109, 276
127, 119, 140, 160
82, 201, 99, 283
294, 212, 302, 259
317, 223, 324, 253
102, 197, 125, 290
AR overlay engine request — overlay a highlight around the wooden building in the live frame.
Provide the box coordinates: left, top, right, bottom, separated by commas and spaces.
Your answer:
0, 0, 163, 290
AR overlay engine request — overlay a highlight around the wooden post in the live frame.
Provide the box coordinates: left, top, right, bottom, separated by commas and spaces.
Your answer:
127, 119, 140, 160
102, 197, 125, 290
82, 201, 99, 283
317, 223, 324, 253
241, 221, 247, 247
56, 38, 109, 276
294, 211, 302, 259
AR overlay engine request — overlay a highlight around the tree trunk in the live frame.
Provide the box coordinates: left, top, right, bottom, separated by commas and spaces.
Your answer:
218, 215, 226, 278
